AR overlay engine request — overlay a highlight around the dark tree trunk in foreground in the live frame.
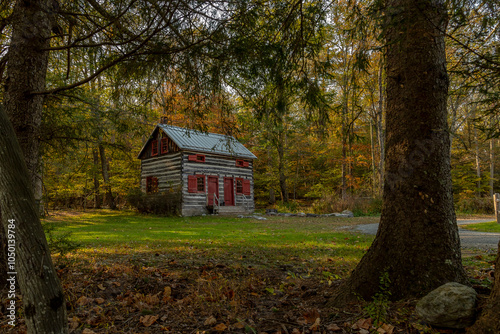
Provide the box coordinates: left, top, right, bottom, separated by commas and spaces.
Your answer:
0, 106, 68, 333
1, 0, 68, 332
331, 0, 468, 303
468, 241, 500, 334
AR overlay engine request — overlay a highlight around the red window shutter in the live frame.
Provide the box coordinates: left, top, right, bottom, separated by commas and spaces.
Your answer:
243, 161, 249, 167
188, 154, 197, 162
188, 175, 197, 193
243, 180, 251, 195
151, 140, 158, 156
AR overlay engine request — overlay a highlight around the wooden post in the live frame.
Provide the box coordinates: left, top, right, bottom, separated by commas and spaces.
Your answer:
494, 193, 500, 224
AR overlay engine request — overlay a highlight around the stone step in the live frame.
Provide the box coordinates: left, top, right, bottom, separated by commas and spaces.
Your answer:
216, 206, 252, 215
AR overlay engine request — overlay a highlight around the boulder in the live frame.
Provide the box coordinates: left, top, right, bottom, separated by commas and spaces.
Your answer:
416, 282, 477, 329
341, 210, 354, 217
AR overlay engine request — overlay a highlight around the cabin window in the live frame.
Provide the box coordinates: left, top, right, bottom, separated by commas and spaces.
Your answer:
151, 140, 158, 156
236, 159, 249, 167
161, 138, 169, 154
236, 178, 243, 194
146, 176, 158, 193
188, 175, 205, 193
236, 178, 251, 195
188, 154, 205, 163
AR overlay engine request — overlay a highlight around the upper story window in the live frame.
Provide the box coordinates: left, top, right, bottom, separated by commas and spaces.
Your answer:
161, 138, 169, 154
151, 140, 158, 156
188, 154, 206, 163
236, 159, 249, 167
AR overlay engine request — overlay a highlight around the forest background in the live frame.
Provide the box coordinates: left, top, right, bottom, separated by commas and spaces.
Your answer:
3, 0, 497, 216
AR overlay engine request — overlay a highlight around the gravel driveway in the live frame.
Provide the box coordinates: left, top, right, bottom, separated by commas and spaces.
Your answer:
354, 219, 500, 250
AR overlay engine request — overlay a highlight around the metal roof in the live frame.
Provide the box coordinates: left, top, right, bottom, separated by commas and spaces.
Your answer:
138, 124, 257, 159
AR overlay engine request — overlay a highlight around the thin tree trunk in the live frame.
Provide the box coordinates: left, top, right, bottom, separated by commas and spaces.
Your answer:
370, 119, 377, 195
99, 144, 115, 209
93, 148, 101, 209
267, 148, 276, 204
331, 0, 468, 303
377, 62, 385, 195
0, 106, 68, 333
490, 139, 495, 197
474, 123, 481, 197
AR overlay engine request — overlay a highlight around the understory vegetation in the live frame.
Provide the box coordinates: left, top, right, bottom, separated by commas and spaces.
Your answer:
1, 211, 495, 333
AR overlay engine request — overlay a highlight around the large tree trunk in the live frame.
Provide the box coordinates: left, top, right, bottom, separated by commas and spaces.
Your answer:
331, 0, 468, 303
1, 1, 68, 332
468, 241, 500, 334
0, 106, 68, 333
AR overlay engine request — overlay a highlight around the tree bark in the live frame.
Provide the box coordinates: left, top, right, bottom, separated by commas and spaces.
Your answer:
0, 106, 68, 333
330, 0, 468, 303
468, 241, 500, 334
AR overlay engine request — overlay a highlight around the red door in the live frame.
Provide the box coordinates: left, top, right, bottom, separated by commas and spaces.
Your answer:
207, 176, 219, 206
224, 177, 234, 206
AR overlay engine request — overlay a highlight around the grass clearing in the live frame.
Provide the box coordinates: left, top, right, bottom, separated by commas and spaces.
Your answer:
461, 221, 500, 233
43, 210, 377, 272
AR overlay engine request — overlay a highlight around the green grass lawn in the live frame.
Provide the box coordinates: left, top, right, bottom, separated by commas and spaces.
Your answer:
43, 210, 377, 275
461, 221, 500, 233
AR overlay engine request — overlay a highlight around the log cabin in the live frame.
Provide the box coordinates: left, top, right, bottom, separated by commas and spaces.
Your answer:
137, 123, 257, 216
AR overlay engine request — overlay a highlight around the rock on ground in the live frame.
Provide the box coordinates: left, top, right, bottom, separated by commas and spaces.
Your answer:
416, 282, 477, 329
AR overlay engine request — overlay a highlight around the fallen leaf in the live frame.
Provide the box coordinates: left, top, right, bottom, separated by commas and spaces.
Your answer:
68, 317, 79, 330
140, 315, 159, 327
303, 308, 320, 324
82, 329, 96, 334
291, 329, 301, 334
76, 296, 92, 306
233, 321, 245, 329
359, 329, 370, 334
145, 294, 160, 306
309, 317, 320, 331
204, 316, 217, 326
327, 324, 342, 331
379, 323, 395, 334
214, 323, 227, 331
97, 284, 106, 291
95, 298, 105, 304
164, 286, 172, 297
353, 318, 372, 330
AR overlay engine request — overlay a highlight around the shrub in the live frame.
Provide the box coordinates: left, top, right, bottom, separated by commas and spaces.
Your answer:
455, 196, 494, 214
127, 188, 181, 216
42, 221, 80, 261
311, 194, 382, 216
